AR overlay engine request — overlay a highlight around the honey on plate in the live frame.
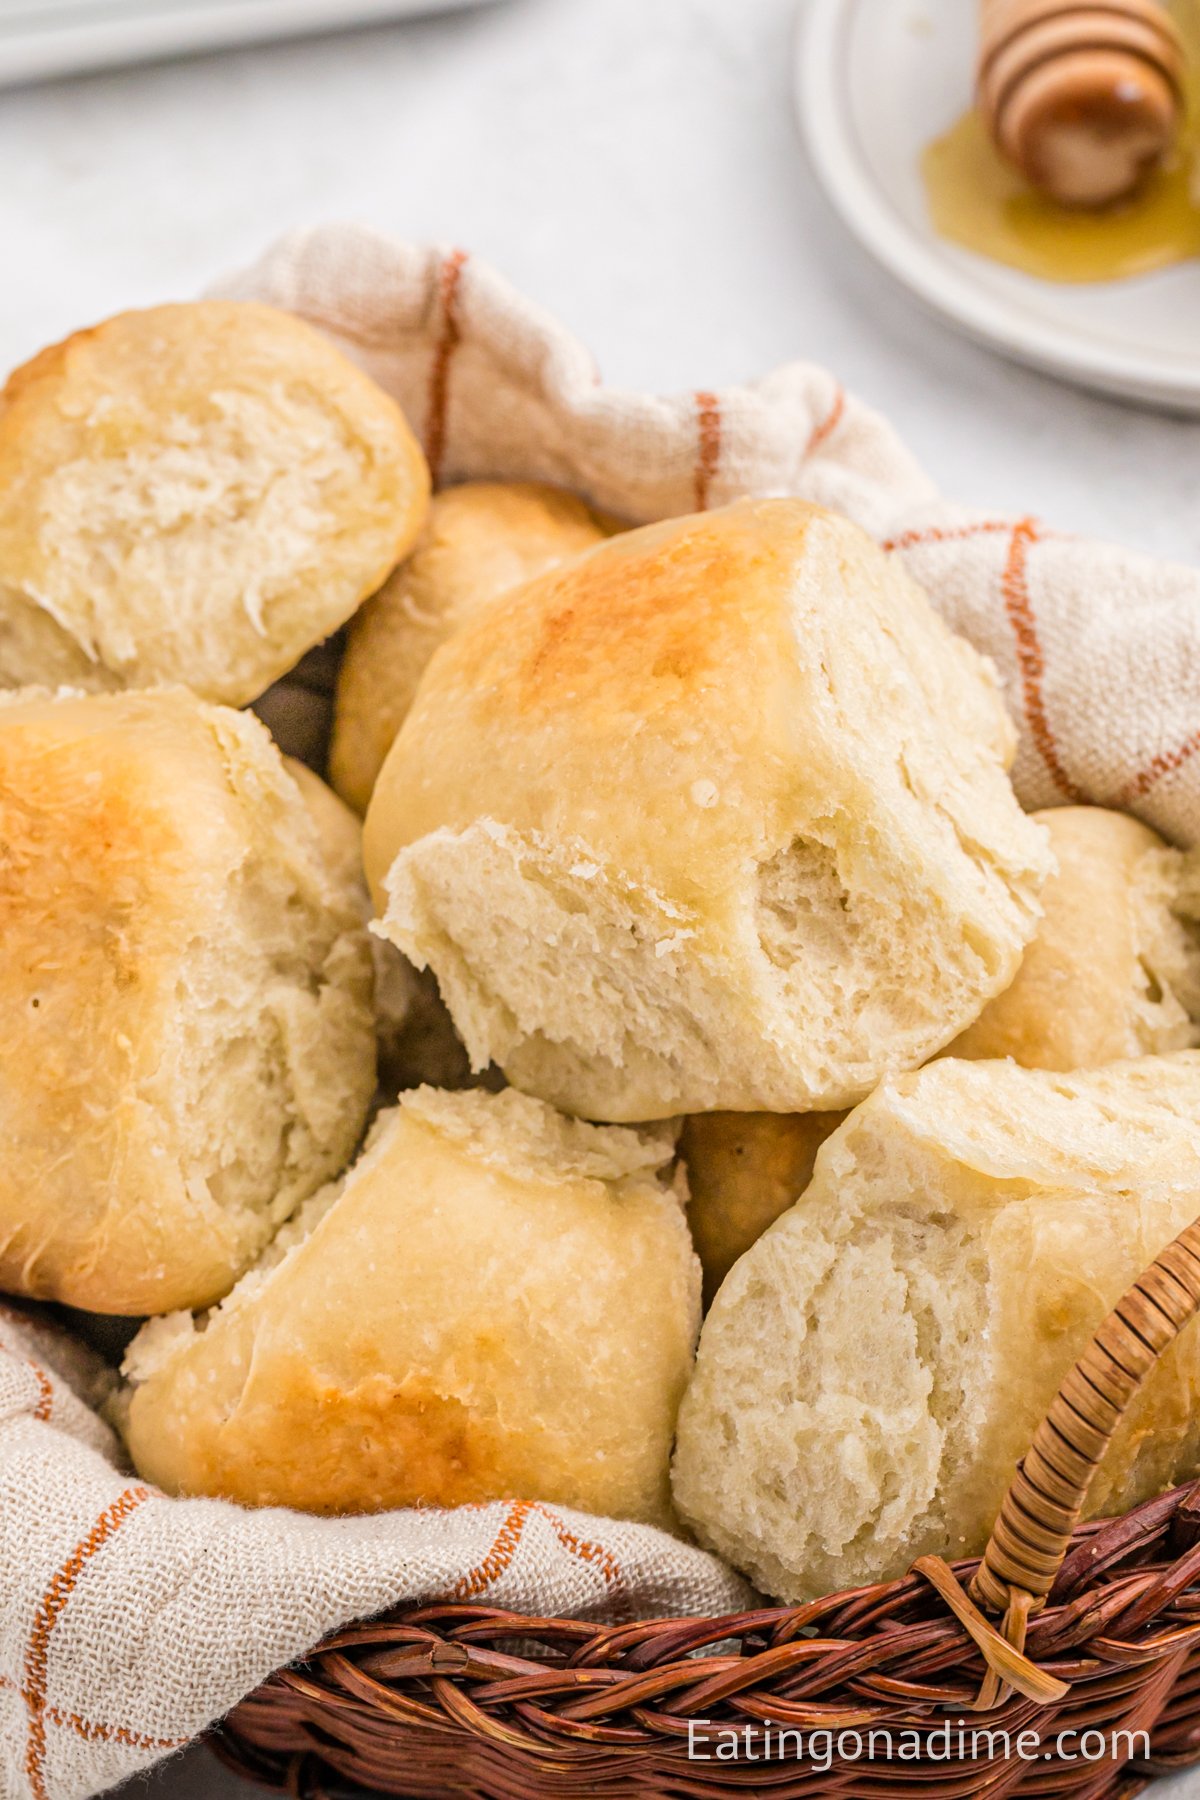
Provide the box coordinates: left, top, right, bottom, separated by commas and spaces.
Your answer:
923, 1, 1200, 282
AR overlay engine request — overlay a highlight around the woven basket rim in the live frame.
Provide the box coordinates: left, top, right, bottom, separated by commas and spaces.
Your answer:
213, 1213, 1200, 1795
218, 1477, 1200, 1796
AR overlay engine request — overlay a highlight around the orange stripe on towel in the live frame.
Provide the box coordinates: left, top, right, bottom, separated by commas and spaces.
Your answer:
23, 1487, 152, 1800
1118, 726, 1200, 806
881, 519, 1014, 554
531, 1504, 622, 1591
692, 391, 722, 510
804, 385, 845, 457
448, 1500, 533, 1601
1002, 519, 1086, 804
425, 248, 469, 487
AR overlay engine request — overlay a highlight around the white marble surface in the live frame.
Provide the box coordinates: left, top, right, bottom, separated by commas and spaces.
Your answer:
2, 0, 1200, 563
2, 1, 1199, 1795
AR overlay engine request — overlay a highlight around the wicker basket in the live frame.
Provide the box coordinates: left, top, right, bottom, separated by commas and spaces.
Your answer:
212, 1215, 1200, 1797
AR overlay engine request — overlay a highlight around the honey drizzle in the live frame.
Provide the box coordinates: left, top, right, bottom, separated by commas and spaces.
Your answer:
922, 1, 1200, 282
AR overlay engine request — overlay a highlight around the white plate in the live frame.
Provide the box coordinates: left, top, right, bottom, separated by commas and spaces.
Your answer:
0, 0, 501, 89
795, 0, 1200, 411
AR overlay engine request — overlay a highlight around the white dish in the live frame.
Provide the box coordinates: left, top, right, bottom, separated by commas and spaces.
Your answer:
794, 0, 1200, 412
0, 0, 499, 88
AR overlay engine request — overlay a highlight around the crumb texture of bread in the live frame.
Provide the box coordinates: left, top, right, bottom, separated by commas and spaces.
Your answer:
949, 806, 1200, 1069
365, 498, 1052, 1120
0, 303, 430, 705
671, 1053, 1200, 1602
0, 686, 376, 1314
121, 1087, 699, 1525
331, 481, 607, 814
680, 1111, 846, 1307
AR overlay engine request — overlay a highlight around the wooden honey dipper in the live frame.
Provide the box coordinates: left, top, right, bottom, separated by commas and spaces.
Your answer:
978, 0, 1186, 206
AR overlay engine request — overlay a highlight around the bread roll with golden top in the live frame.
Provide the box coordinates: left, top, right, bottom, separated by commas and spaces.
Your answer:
364, 498, 1052, 1121
672, 1053, 1200, 1603
948, 806, 1200, 1069
331, 482, 608, 814
680, 1111, 846, 1307
0, 687, 376, 1315
0, 303, 429, 705
121, 1087, 699, 1524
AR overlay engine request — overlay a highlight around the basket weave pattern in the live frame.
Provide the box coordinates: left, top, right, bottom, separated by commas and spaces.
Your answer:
215, 1222, 1200, 1796
217, 1489, 1200, 1798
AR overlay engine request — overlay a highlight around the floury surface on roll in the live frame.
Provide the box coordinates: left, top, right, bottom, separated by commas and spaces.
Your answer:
365, 498, 1052, 1121
331, 481, 609, 815
121, 1087, 700, 1525
0, 687, 376, 1315
948, 806, 1200, 1070
671, 1054, 1200, 1603
0, 302, 430, 706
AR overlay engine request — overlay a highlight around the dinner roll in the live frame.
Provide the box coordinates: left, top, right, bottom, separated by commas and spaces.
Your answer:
680, 1112, 845, 1307
949, 806, 1200, 1069
0, 687, 375, 1314
672, 1053, 1200, 1602
0, 303, 429, 705
121, 1087, 700, 1523
331, 482, 607, 813
365, 498, 1052, 1121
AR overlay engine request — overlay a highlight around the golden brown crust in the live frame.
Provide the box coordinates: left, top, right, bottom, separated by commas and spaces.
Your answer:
0, 302, 430, 705
123, 1090, 700, 1524
137, 1350, 514, 1517
366, 498, 1051, 1120
0, 327, 103, 409
0, 687, 375, 1313
330, 482, 606, 814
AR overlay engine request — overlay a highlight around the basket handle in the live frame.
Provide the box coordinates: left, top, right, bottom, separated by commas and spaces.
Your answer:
970, 1216, 1200, 1619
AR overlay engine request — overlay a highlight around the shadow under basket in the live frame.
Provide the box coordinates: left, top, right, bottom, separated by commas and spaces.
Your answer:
214, 1218, 1200, 1799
